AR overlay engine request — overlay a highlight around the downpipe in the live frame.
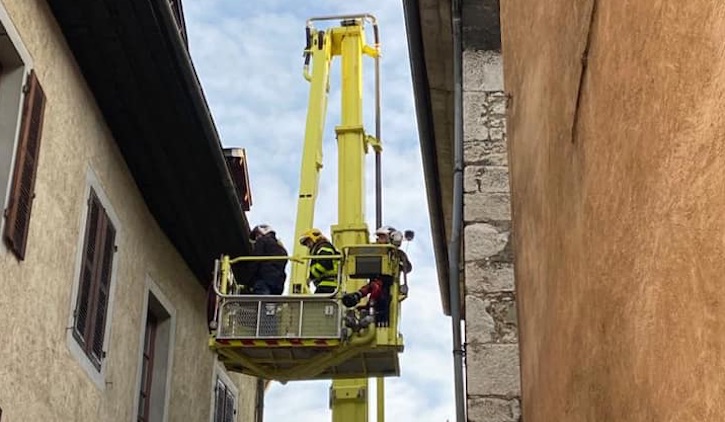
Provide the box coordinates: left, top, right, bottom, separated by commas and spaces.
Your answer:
255, 378, 265, 422
449, 0, 466, 421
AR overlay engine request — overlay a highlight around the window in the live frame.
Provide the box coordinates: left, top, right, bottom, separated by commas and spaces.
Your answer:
72, 189, 116, 370
135, 286, 174, 422
0, 13, 45, 261
3, 70, 45, 260
138, 312, 157, 422
213, 374, 237, 422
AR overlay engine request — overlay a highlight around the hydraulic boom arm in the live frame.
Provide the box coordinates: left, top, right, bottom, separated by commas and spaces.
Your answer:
207, 14, 398, 422
290, 15, 382, 422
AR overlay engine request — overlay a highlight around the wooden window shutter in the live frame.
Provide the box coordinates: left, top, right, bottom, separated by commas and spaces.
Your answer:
73, 194, 101, 347
73, 190, 116, 369
3, 70, 46, 260
90, 208, 115, 363
138, 312, 158, 422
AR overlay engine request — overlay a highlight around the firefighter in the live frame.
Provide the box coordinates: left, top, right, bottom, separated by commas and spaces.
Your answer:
248, 224, 288, 295
374, 225, 412, 273
299, 228, 339, 294
341, 226, 412, 326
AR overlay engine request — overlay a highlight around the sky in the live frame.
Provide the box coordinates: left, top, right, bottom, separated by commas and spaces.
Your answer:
183, 2, 455, 421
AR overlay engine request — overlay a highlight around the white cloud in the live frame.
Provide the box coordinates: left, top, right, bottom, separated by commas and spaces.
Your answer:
185, 2, 455, 421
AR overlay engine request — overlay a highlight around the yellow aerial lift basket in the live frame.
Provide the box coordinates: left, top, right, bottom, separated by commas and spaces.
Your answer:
208, 244, 406, 382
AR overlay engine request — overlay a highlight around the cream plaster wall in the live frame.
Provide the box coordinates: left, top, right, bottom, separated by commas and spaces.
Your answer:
0, 0, 256, 420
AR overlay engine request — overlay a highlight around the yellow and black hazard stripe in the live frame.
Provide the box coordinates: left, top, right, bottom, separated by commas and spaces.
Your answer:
214, 338, 341, 348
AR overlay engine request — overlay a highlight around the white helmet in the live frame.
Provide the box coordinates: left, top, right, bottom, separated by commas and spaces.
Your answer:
375, 225, 395, 235
250, 224, 274, 240
375, 225, 395, 239
375, 226, 403, 246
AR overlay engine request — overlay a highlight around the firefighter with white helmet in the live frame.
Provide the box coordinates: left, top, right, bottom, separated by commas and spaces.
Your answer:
374, 225, 405, 247
248, 224, 288, 295
299, 228, 339, 294
341, 226, 412, 325
373, 226, 412, 272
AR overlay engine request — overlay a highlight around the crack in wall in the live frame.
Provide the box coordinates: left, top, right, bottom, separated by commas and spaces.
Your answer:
571, 0, 599, 144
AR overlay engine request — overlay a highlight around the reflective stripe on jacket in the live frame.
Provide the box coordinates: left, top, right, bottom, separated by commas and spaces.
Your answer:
309, 240, 338, 286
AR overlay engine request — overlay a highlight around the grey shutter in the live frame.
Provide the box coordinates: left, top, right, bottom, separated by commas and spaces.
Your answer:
214, 378, 226, 422
223, 387, 235, 422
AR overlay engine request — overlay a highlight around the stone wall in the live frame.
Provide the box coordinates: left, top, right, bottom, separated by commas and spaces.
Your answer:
463, 50, 520, 422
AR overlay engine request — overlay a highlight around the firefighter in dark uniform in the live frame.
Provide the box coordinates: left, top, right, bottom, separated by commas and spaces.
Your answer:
248, 224, 288, 295
299, 228, 339, 294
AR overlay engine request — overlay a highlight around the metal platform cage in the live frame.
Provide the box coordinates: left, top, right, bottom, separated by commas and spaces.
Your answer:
216, 297, 342, 339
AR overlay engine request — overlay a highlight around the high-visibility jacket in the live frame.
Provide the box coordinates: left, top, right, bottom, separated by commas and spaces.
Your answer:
309, 240, 339, 291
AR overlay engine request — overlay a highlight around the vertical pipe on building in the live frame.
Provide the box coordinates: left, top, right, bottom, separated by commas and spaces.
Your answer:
449, 0, 466, 421
374, 23, 383, 229
373, 22, 386, 422
255, 379, 265, 422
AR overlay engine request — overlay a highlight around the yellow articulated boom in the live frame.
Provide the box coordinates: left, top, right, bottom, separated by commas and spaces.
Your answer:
208, 14, 407, 421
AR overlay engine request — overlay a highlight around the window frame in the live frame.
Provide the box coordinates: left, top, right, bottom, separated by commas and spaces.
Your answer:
138, 311, 158, 422
0, 1, 36, 257
3, 69, 47, 260
71, 187, 116, 368
132, 278, 176, 422
66, 170, 121, 389
210, 363, 238, 422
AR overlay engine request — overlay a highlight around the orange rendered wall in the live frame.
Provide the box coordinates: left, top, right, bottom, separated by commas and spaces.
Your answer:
502, 1, 725, 420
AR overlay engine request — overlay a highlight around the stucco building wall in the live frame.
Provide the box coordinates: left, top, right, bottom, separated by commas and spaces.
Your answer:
502, 0, 725, 420
463, 50, 521, 421
0, 0, 256, 420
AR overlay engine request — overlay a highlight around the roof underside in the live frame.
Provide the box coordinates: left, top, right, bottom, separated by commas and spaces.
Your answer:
405, 0, 500, 314
46, 0, 251, 284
